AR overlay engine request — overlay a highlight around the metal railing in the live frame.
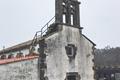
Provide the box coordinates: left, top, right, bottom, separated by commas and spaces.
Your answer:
40, 16, 55, 36
29, 16, 55, 53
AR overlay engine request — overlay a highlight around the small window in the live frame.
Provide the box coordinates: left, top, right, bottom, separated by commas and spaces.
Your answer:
8, 54, 14, 59
16, 52, 24, 58
67, 75, 76, 80
65, 44, 77, 58
66, 46, 73, 56
66, 72, 80, 80
1, 55, 6, 59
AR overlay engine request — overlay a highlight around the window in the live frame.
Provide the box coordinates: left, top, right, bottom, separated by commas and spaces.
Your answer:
65, 44, 77, 58
67, 75, 76, 80
66, 72, 80, 80
66, 46, 74, 56
8, 54, 14, 59
1, 55, 6, 59
16, 52, 24, 58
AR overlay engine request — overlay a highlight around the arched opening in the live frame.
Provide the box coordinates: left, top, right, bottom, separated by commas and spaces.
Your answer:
63, 14, 66, 24
8, 54, 14, 59
62, 2, 66, 6
16, 52, 24, 58
71, 14, 74, 25
1, 55, 6, 59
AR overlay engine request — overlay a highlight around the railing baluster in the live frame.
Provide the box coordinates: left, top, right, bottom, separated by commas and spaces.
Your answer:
29, 16, 55, 53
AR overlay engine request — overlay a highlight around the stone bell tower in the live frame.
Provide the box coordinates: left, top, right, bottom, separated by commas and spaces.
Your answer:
38, 0, 95, 80
55, 0, 80, 27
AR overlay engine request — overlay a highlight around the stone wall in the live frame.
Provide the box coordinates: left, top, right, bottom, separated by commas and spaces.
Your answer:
0, 25, 95, 80
0, 58, 39, 80
0, 45, 39, 80
45, 25, 95, 80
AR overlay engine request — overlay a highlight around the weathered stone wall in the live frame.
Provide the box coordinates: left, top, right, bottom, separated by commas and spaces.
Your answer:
0, 58, 39, 80
45, 25, 94, 80
79, 35, 94, 80
0, 25, 94, 80
0, 42, 39, 80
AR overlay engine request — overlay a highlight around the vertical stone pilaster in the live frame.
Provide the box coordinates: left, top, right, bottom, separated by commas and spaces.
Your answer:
38, 39, 48, 80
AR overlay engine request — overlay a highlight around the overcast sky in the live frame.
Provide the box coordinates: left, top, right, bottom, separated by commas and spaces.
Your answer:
0, 0, 120, 49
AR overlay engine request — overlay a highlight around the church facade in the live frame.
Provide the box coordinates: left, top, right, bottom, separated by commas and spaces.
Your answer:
0, 0, 95, 80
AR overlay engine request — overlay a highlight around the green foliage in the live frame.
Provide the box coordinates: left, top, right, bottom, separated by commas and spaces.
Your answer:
95, 46, 120, 66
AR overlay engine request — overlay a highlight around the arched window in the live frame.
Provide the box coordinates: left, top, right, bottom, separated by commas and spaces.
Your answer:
8, 54, 14, 59
71, 14, 74, 25
16, 52, 24, 58
70, 4, 75, 25
63, 14, 66, 23
62, 2, 66, 6
62, 1, 67, 24
65, 72, 80, 80
1, 55, 6, 59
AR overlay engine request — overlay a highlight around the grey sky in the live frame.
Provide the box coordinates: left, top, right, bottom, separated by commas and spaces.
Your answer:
0, 0, 120, 49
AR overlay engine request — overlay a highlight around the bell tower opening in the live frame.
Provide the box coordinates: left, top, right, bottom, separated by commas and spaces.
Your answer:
55, 0, 81, 28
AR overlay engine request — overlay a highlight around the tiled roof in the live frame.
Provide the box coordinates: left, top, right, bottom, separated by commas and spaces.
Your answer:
0, 55, 39, 65
0, 40, 32, 54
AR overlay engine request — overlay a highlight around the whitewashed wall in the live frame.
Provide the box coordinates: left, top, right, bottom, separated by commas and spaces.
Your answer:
0, 43, 39, 58
0, 25, 94, 80
45, 25, 94, 80
0, 44, 39, 80
0, 58, 39, 80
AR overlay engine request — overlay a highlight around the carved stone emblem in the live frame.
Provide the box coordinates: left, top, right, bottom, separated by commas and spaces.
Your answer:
65, 44, 77, 60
